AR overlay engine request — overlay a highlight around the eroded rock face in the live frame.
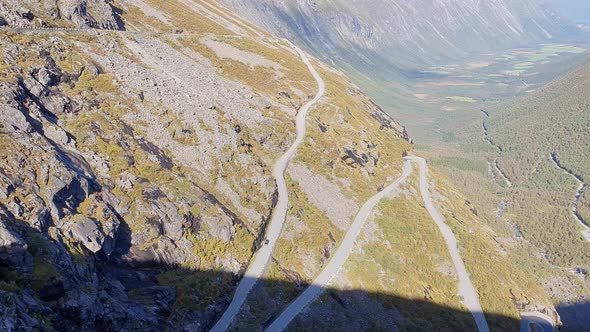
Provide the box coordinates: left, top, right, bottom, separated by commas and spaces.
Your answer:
0, 105, 33, 133
58, 0, 120, 29
0, 54, 187, 329
0, 209, 31, 271
60, 215, 107, 253
0, 0, 121, 29
0, 292, 41, 331
0, 12, 283, 329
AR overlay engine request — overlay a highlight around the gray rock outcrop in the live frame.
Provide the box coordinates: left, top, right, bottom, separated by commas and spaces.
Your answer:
60, 215, 107, 253
0, 209, 31, 270
0, 106, 33, 133
0, 0, 121, 29
58, 0, 120, 29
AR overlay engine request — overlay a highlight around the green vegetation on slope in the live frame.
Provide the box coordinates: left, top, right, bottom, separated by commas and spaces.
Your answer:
485, 60, 590, 266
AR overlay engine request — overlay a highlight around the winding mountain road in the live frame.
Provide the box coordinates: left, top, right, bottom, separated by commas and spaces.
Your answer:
405, 156, 489, 332
266, 157, 490, 332
266, 160, 412, 331
520, 312, 554, 332
210, 43, 325, 332
5, 23, 547, 332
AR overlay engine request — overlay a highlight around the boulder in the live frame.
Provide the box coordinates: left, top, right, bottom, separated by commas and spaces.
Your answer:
44, 124, 72, 147
81, 196, 121, 257
17, 9, 34, 21
26, 196, 51, 232
159, 202, 185, 241
61, 215, 106, 253
0, 170, 17, 200
0, 210, 31, 270
202, 210, 234, 243
0, 222, 27, 258
0, 168, 22, 199
0, 106, 32, 133
43, 1, 61, 19
124, 236, 187, 268
83, 62, 102, 79
58, 0, 120, 29
23, 76, 47, 99
36, 68, 56, 87
42, 93, 74, 116
49, 175, 90, 221
7, 200, 23, 218
58, 198, 120, 256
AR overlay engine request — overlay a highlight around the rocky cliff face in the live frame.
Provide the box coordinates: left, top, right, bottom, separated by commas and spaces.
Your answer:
0, 0, 121, 29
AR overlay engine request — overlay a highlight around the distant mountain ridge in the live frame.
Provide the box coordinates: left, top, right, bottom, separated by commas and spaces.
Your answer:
222, 0, 573, 73
548, 0, 590, 24
481, 56, 590, 331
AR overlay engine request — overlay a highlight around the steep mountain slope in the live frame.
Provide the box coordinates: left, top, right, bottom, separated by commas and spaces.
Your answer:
220, 0, 590, 329
220, 0, 586, 149
0, 0, 564, 331
476, 58, 590, 330
486, 59, 590, 261
222, 0, 571, 77
0, 0, 121, 29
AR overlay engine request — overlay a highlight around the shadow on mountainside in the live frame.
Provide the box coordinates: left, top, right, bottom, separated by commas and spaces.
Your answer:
557, 301, 590, 332
0, 221, 552, 331
0, 216, 583, 331
109, 4, 126, 32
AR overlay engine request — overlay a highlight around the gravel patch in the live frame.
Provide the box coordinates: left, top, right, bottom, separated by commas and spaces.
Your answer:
288, 162, 359, 231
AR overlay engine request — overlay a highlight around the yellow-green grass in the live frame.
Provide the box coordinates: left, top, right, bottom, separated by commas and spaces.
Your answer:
342, 171, 473, 330
526, 44, 586, 62
138, 0, 234, 35
296, 66, 411, 202
429, 168, 553, 330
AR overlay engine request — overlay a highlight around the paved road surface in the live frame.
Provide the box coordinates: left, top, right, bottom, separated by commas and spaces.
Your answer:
210, 43, 325, 332
520, 312, 555, 332
405, 156, 489, 332
265, 160, 412, 331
